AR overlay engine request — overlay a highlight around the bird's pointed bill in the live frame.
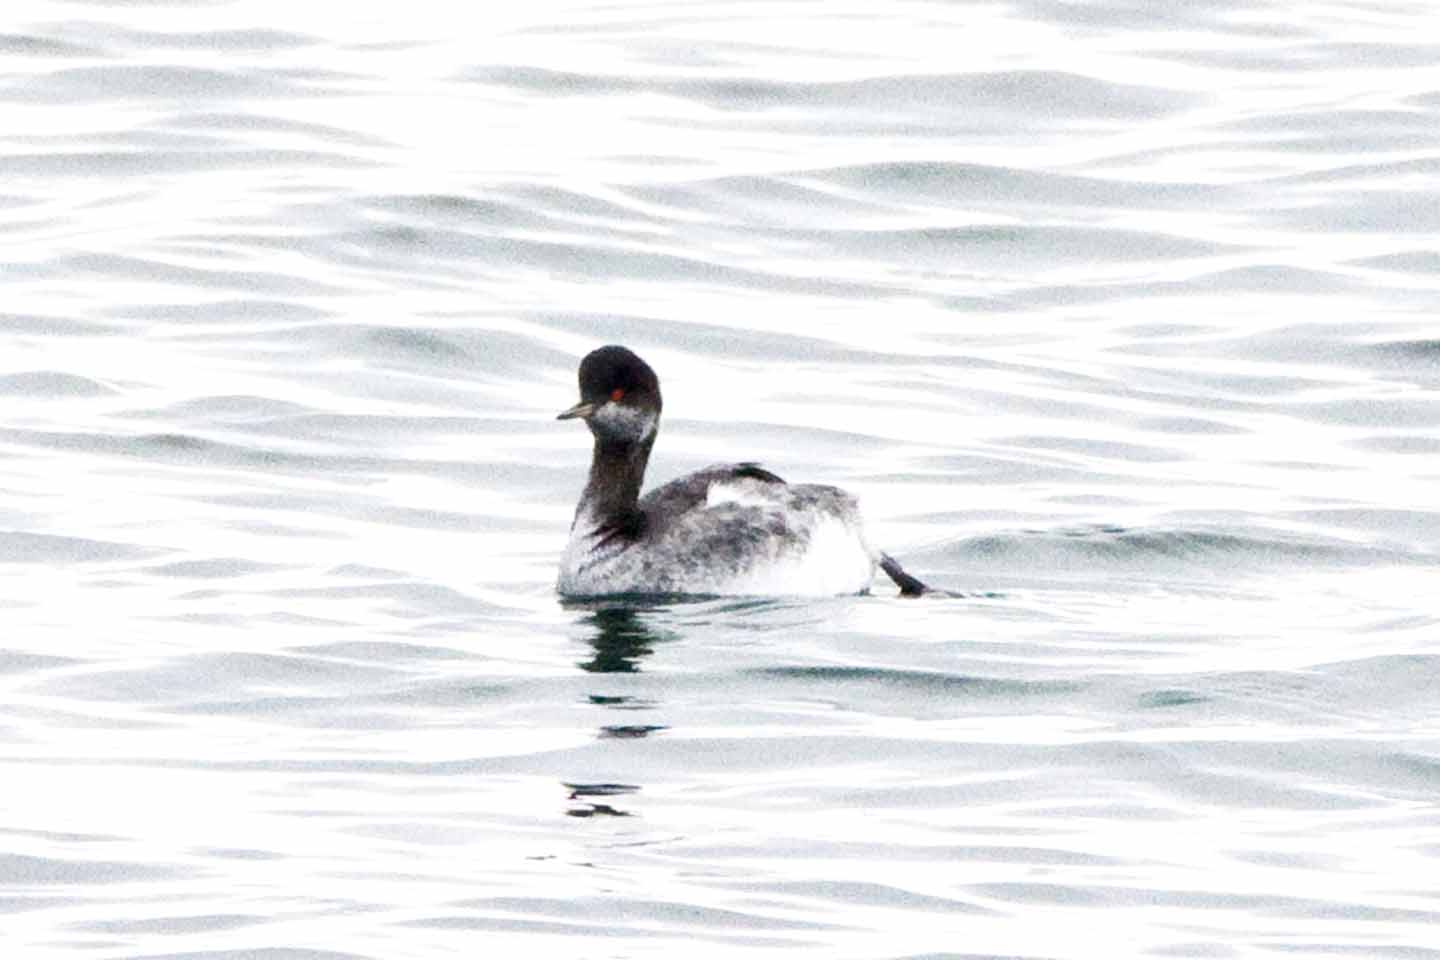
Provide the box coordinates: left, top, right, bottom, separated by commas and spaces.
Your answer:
557, 400, 597, 421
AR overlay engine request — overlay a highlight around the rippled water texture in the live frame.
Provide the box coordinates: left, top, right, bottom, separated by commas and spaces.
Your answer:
4, 1, 1439, 957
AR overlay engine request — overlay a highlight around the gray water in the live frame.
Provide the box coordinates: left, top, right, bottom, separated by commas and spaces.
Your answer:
4, 2, 1439, 957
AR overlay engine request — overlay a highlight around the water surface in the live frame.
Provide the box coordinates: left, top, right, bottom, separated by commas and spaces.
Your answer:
3, 1, 1439, 957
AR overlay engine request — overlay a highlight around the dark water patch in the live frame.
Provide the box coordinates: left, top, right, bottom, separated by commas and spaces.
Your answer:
934, 293, 1020, 317
409, 914, 681, 936
889, 954, 1041, 960
1156, 40, 1440, 72
997, 278, 1184, 309
1182, 264, 1357, 294
564, 782, 639, 798
325, 563, 405, 579
1224, 108, 1440, 140
803, 223, 1235, 268
565, 803, 631, 818
1112, 366, 1342, 400
127, 28, 318, 52
1123, 322, 1222, 338
121, 950, 371, 960
146, 558, 284, 579
196, 847, 284, 860
1271, 191, 1440, 234
1273, 156, 1440, 188
293, 640, 474, 663
0, 33, 99, 57
363, 192, 546, 230
1102, 141, 1429, 178
10, 64, 334, 104
368, 181, 681, 237
920, 526, 1421, 572
0, 531, 156, 564
1011, 0, 1286, 33
354, 325, 472, 367
574, 605, 679, 673
360, 678, 512, 708
0, 371, 115, 397
1375, 751, 1440, 788
1351, 251, 1440, 274
1251, 129, 1438, 155
0, 651, 77, 673
588, 693, 658, 709
598, 724, 667, 739
1259, 948, 1440, 960
130, 395, 318, 424
1139, 689, 1210, 709
1137, 416, 1249, 436
505, 183, 673, 224
1352, 434, 1440, 455
0, 147, 366, 178
1110, 738, 1439, 808
0, 894, 84, 914
0, 853, 184, 885
170, 111, 391, 149
812, 161, 1230, 212
733, 879, 994, 916
454, 895, 841, 932
970, 880, 1440, 926
463, 64, 630, 96
70, 913, 266, 934
1228, 848, 1348, 871
1, 313, 125, 336
1295, 396, 1440, 428
1164, 322, 1438, 371
468, 67, 1193, 119
1366, 338, 1440, 367
1307, 654, 1440, 716
754, 666, 1081, 699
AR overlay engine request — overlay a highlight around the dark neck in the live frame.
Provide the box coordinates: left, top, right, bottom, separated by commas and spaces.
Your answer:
574, 434, 654, 530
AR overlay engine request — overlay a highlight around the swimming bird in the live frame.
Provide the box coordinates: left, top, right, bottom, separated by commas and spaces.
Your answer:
556, 345, 928, 598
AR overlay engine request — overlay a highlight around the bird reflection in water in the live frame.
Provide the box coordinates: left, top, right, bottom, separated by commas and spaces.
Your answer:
570, 600, 676, 674
561, 601, 677, 817
563, 782, 638, 818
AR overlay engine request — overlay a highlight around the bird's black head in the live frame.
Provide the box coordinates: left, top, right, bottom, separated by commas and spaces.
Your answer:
558, 345, 663, 445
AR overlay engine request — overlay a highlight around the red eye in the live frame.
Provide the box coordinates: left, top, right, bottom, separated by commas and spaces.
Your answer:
610, 388, 625, 402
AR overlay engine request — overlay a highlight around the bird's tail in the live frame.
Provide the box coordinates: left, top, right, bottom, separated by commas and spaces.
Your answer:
878, 553, 929, 597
